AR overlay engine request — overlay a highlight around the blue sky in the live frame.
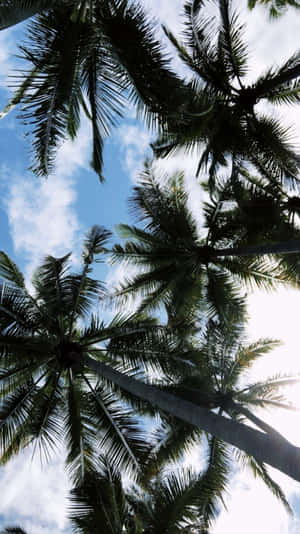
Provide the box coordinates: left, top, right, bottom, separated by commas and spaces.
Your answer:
2, 1, 300, 532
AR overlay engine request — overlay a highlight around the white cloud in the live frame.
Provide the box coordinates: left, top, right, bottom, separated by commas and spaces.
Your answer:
5, 173, 80, 281
4, 116, 93, 281
213, 470, 291, 534
0, 28, 17, 86
116, 123, 152, 182
55, 116, 92, 179
0, 447, 70, 533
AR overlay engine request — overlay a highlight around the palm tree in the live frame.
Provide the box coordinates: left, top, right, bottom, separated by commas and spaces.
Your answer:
2, 228, 300, 482
110, 166, 300, 322
70, 456, 231, 533
153, 0, 300, 190
0, 0, 186, 179
143, 319, 294, 529
0, 225, 171, 483
248, 0, 300, 18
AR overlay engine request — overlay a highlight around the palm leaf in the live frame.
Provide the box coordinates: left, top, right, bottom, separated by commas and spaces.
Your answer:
0, 0, 51, 29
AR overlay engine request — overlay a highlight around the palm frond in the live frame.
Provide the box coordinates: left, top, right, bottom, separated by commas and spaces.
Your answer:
86, 376, 149, 477
0, 0, 51, 29
64, 372, 99, 485
218, 0, 248, 81
0, 252, 25, 288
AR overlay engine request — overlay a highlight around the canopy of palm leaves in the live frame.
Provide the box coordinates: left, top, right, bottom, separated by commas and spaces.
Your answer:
0, 0, 187, 179
153, 0, 300, 190
110, 165, 300, 322
143, 319, 295, 530
0, 225, 185, 484
69, 458, 225, 534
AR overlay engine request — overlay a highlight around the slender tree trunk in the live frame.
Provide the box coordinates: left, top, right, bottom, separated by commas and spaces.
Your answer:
228, 402, 291, 444
82, 354, 300, 483
212, 239, 300, 258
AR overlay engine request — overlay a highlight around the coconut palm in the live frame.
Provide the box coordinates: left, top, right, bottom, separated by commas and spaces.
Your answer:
248, 0, 300, 18
110, 166, 300, 323
69, 456, 230, 534
153, 0, 300, 190
0, 465, 213, 534
2, 228, 300, 482
142, 320, 295, 530
0, 0, 186, 179
0, 225, 176, 483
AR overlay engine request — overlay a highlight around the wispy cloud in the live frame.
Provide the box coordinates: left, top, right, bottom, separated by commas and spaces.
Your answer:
116, 123, 152, 182
0, 447, 70, 534
6, 175, 78, 263
0, 28, 18, 88
3, 116, 93, 280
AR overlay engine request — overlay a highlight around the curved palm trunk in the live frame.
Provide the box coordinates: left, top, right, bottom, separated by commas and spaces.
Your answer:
228, 402, 290, 444
212, 239, 300, 258
82, 354, 300, 483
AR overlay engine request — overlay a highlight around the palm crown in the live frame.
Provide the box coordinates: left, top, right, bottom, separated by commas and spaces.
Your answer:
1, 458, 224, 534
0, 0, 186, 179
0, 225, 179, 484
111, 165, 300, 322
153, 0, 300, 190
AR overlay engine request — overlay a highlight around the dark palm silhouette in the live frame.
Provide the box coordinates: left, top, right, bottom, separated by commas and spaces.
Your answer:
0, 0, 186, 179
111, 166, 300, 322
144, 319, 294, 531
153, 0, 300, 190
0, 225, 171, 483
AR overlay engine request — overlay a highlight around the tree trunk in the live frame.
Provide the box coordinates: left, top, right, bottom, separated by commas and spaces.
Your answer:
82, 354, 300, 483
228, 402, 291, 444
212, 239, 300, 258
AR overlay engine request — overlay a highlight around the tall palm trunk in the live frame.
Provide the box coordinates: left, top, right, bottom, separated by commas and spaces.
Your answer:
228, 401, 290, 443
212, 239, 300, 258
82, 354, 300, 483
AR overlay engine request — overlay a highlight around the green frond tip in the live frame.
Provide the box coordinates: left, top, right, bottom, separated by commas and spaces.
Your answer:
82, 225, 111, 264
0, 252, 25, 288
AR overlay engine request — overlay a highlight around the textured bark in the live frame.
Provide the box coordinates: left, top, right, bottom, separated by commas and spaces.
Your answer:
82, 354, 300, 482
